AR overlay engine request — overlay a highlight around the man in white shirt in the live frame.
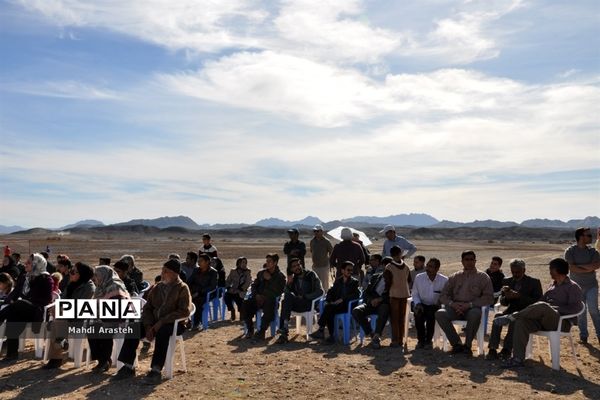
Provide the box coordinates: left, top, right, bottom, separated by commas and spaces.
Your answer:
411, 257, 448, 349
380, 225, 417, 259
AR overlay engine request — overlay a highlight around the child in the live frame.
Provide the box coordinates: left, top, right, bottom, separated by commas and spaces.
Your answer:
0, 272, 14, 301
384, 245, 412, 349
50, 272, 63, 300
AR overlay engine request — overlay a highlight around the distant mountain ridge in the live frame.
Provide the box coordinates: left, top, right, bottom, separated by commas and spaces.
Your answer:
3, 215, 599, 234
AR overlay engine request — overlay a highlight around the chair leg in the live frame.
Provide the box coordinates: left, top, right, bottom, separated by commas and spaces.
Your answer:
179, 337, 187, 373
525, 334, 533, 359
305, 314, 313, 340
165, 337, 175, 379
548, 334, 561, 371
568, 334, 579, 370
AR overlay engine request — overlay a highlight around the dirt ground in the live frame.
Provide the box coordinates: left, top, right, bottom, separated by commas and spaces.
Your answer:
1, 234, 599, 399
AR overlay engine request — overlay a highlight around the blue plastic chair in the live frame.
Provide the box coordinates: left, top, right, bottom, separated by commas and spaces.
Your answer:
201, 289, 217, 329
242, 296, 281, 338
333, 299, 360, 345
217, 287, 228, 321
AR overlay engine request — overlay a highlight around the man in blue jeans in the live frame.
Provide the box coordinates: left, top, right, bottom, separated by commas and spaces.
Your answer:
564, 227, 600, 345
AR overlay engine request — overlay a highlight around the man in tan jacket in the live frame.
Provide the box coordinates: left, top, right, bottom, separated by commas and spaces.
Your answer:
435, 250, 494, 356
113, 259, 192, 384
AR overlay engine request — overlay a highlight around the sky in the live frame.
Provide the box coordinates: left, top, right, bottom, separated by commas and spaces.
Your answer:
0, 0, 599, 228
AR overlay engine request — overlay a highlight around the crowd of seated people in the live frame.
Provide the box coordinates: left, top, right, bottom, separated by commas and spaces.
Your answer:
0, 226, 597, 385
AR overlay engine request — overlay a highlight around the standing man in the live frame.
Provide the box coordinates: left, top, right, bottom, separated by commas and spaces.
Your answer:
412, 258, 448, 349
330, 228, 365, 279
200, 234, 218, 258
283, 228, 306, 274
380, 225, 417, 259
436, 250, 494, 356
309, 224, 333, 290
486, 258, 542, 360
564, 227, 600, 344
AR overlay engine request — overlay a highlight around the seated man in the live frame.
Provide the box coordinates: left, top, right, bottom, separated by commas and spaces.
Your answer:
352, 263, 389, 349
113, 260, 139, 297
412, 257, 448, 350
113, 259, 192, 384
242, 253, 286, 340
500, 258, 583, 368
362, 254, 384, 290
487, 258, 542, 360
486, 256, 505, 305
311, 261, 360, 343
275, 258, 323, 344
188, 253, 218, 329
435, 250, 494, 356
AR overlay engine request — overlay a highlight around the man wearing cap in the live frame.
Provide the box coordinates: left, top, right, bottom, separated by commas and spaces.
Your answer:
114, 259, 192, 384
330, 227, 365, 279
309, 224, 333, 289
381, 225, 417, 259
283, 228, 306, 274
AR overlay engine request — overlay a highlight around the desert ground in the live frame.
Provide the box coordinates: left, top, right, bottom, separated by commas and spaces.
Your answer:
1, 233, 599, 399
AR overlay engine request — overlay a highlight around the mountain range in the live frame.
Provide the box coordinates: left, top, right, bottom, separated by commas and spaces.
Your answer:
1, 214, 598, 234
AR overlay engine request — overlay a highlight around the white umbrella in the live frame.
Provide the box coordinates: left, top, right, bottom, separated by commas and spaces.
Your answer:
326, 226, 372, 247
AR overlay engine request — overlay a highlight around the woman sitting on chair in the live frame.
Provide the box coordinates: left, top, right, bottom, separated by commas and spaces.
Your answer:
43, 262, 96, 369
87, 265, 130, 372
0, 253, 53, 362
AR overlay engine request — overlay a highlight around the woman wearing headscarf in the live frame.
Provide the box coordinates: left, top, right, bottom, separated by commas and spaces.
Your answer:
87, 265, 130, 372
0, 253, 53, 362
43, 262, 96, 369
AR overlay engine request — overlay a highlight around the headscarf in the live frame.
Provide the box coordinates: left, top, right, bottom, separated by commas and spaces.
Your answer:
22, 253, 48, 296
66, 262, 95, 298
119, 255, 135, 268
93, 265, 129, 299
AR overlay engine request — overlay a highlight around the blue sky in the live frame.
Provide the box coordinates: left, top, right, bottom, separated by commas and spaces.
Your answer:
0, 0, 599, 228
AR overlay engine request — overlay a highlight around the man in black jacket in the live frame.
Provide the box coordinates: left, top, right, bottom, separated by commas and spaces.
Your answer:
275, 258, 324, 344
311, 261, 360, 343
188, 253, 218, 329
487, 258, 542, 359
243, 254, 286, 340
352, 269, 389, 349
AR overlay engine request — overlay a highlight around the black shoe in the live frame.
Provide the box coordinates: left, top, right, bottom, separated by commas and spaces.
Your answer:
42, 359, 63, 369
92, 359, 111, 373
486, 349, 499, 360
324, 336, 335, 345
579, 337, 588, 344
242, 330, 254, 339
450, 344, 464, 354
230, 309, 236, 321
253, 330, 266, 341
499, 348, 512, 359
310, 329, 325, 339
423, 342, 433, 350
501, 357, 525, 369
141, 341, 151, 354
275, 334, 289, 344
1, 354, 18, 363
415, 341, 425, 350
463, 348, 473, 357
112, 366, 135, 380
143, 370, 162, 385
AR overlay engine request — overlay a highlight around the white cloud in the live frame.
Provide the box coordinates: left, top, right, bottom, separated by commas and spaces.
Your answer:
14, 0, 526, 66
271, 0, 400, 63
158, 51, 387, 127
2, 80, 119, 100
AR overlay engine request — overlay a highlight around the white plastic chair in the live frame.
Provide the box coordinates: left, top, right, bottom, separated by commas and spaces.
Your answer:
292, 296, 324, 340
525, 302, 586, 371
437, 306, 487, 356
164, 303, 196, 379
20, 302, 53, 358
